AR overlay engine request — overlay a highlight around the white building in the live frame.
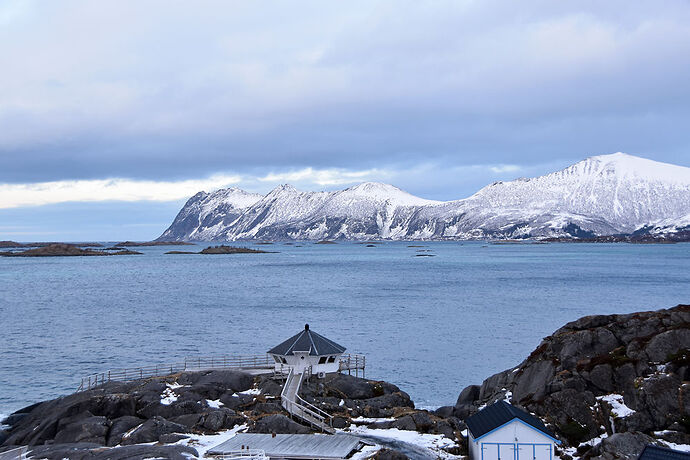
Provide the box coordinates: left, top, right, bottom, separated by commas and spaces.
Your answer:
267, 324, 346, 376
466, 401, 560, 460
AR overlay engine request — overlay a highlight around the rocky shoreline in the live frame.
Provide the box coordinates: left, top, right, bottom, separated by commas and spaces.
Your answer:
1, 305, 688, 459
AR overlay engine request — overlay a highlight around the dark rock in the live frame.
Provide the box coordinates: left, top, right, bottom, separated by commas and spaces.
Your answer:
411, 411, 433, 432
25, 443, 103, 460
53, 415, 109, 445
120, 416, 188, 445
194, 370, 254, 392
250, 414, 311, 434
373, 448, 410, 460
251, 402, 283, 415
202, 410, 225, 431
455, 304, 690, 448
391, 415, 416, 431
106, 416, 144, 446
159, 433, 190, 443
584, 431, 661, 460
332, 416, 348, 429
169, 413, 203, 429
456, 385, 480, 405
95, 444, 198, 460
327, 374, 377, 399
434, 406, 455, 418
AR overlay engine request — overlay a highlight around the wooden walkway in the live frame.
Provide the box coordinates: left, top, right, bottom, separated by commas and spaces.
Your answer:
208, 433, 363, 459
280, 368, 335, 434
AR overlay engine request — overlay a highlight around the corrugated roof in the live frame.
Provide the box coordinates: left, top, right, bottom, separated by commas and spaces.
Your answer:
267, 324, 346, 356
208, 433, 362, 459
466, 401, 556, 440
639, 445, 690, 460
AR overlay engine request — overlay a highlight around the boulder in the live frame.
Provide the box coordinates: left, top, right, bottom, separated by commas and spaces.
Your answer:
250, 414, 311, 434
120, 416, 188, 445
373, 448, 410, 460
584, 431, 661, 460
53, 415, 109, 445
326, 374, 377, 399
391, 415, 416, 431
193, 370, 254, 392
106, 416, 144, 446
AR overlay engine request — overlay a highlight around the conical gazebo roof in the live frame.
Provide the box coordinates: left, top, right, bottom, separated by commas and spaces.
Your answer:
267, 324, 346, 357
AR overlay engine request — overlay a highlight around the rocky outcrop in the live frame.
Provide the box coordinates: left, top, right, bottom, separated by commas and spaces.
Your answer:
1, 370, 462, 457
0, 244, 141, 257
200, 245, 272, 254
443, 304, 690, 458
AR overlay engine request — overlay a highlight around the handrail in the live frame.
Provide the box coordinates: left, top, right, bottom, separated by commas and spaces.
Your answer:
214, 450, 267, 460
77, 354, 274, 392
279, 368, 333, 432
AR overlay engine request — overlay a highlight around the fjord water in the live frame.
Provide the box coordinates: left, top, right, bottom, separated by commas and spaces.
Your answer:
2, 242, 690, 417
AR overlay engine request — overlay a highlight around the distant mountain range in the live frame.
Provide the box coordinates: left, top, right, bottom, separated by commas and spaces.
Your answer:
157, 153, 690, 241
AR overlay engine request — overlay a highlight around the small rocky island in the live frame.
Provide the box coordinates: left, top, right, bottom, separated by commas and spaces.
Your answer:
1, 305, 688, 459
0, 243, 142, 257
165, 245, 274, 255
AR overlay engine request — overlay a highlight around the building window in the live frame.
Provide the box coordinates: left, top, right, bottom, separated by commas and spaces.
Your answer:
327, 356, 336, 363
281, 357, 287, 364
318, 357, 327, 364
272, 356, 281, 363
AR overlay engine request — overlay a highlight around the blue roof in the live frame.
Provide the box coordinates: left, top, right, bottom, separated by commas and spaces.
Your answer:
639, 445, 690, 460
267, 324, 346, 356
466, 401, 557, 441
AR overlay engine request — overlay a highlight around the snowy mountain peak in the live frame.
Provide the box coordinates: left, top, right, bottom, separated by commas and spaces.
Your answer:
342, 182, 443, 206
562, 152, 690, 184
159, 153, 690, 241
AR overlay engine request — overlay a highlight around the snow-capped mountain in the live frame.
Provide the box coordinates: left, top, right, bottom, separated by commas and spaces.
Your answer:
157, 153, 690, 241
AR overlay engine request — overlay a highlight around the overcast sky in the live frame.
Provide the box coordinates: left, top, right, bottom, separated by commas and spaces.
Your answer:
1, 0, 690, 240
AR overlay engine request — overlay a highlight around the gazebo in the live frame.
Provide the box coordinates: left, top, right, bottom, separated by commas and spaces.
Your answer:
267, 324, 346, 377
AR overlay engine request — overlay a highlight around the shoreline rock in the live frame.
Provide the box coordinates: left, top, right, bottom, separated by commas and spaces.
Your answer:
440, 304, 690, 459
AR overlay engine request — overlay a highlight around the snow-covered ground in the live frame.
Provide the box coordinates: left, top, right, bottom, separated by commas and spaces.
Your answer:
343, 423, 461, 459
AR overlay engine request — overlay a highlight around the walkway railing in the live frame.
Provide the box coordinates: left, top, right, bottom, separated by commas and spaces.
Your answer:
77, 354, 273, 391
339, 353, 366, 378
211, 450, 267, 460
77, 353, 367, 392
280, 368, 334, 434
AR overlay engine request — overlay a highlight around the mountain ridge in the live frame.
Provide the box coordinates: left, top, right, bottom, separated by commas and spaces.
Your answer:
157, 153, 690, 241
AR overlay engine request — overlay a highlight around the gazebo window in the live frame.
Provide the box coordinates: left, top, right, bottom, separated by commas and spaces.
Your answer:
318, 356, 327, 364
327, 356, 336, 363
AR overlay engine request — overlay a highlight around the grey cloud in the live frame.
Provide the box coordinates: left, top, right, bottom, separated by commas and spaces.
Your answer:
0, 0, 689, 185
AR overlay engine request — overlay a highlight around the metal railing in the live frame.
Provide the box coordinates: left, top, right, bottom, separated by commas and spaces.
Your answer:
77, 353, 367, 392
77, 354, 273, 391
339, 353, 366, 377
212, 450, 267, 460
280, 368, 334, 433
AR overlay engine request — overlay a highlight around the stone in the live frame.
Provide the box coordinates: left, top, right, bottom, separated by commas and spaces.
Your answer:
120, 416, 188, 445
456, 385, 480, 405
194, 370, 254, 392
53, 415, 109, 445
584, 431, 660, 460
373, 448, 410, 460
106, 416, 144, 446
411, 411, 433, 432
391, 415, 416, 431
250, 414, 311, 434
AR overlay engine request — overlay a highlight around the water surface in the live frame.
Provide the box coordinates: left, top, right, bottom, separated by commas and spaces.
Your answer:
1, 241, 689, 417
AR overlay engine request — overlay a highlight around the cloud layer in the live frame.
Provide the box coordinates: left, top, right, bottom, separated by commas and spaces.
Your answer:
0, 162, 532, 208
1, 0, 689, 189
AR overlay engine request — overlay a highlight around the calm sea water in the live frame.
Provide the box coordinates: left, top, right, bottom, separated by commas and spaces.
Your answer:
1, 241, 690, 419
